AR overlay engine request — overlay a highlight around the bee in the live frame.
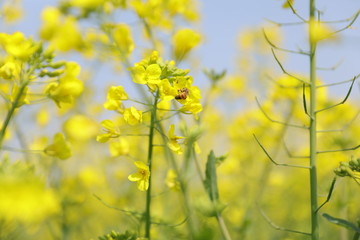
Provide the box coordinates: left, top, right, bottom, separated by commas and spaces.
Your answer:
175, 88, 189, 100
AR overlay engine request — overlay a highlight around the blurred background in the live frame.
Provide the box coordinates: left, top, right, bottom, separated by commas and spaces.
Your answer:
0, 0, 360, 239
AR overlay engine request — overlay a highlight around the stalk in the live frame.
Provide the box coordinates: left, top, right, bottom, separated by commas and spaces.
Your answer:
0, 80, 29, 149
145, 91, 159, 239
309, 0, 319, 239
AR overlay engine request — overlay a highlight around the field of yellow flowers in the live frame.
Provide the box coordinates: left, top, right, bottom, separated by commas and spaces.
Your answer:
0, 0, 360, 239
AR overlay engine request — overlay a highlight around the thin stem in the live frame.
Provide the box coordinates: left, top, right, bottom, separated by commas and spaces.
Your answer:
309, 0, 319, 239
258, 204, 312, 236
145, 91, 159, 239
0, 145, 43, 154
263, 29, 309, 55
316, 74, 360, 88
0, 80, 29, 149
315, 77, 355, 113
287, 0, 308, 22
271, 48, 310, 84
254, 134, 310, 169
216, 214, 232, 240
256, 97, 308, 129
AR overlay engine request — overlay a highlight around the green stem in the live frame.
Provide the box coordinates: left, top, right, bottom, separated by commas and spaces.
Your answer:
155, 121, 196, 240
309, 0, 319, 239
145, 91, 159, 239
0, 80, 29, 149
216, 214, 232, 240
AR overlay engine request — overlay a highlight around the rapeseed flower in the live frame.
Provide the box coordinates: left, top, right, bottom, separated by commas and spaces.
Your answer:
96, 120, 120, 143
104, 85, 128, 111
123, 107, 143, 125
167, 124, 184, 154
128, 161, 150, 191
44, 133, 72, 160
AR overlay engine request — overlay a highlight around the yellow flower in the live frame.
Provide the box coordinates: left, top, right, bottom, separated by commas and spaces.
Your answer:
128, 161, 150, 191
165, 169, 180, 191
0, 162, 59, 223
172, 28, 201, 61
63, 114, 99, 141
103, 85, 128, 111
69, 0, 106, 9
282, 0, 294, 8
167, 124, 184, 154
157, 100, 171, 119
109, 137, 130, 156
44, 133, 72, 160
132, 63, 162, 85
45, 62, 83, 107
309, 18, 335, 43
36, 108, 50, 127
193, 141, 201, 154
40, 7, 83, 52
159, 79, 177, 101
96, 120, 120, 143
39, 7, 61, 40
0, 58, 21, 80
0, 32, 39, 61
1, 3, 23, 23
112, 23, 134, 56
123, 107, 143, 125
180, 102, 202, 115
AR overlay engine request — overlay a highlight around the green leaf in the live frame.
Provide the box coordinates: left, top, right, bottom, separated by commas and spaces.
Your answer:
322, 213, 360, 233
204, 150, 219, 202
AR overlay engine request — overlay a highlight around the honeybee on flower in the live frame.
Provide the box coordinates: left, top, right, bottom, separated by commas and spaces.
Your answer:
175, 87, 190, 100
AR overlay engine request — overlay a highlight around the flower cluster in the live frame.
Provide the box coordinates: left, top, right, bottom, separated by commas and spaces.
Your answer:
132, 51, 202, 115
97, 51, 202, 191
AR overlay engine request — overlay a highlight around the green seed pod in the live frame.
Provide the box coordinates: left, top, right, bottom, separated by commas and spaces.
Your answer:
39, 69, 49, 77
49, 61, 66, 69
46, 69, 65, 77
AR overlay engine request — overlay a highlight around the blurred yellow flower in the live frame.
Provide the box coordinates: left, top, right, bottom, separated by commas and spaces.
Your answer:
36, 108, 50, 126
123, 107, 143, 125
69, 0, 106, 8
112, 23, 134, 56
104, 85, 128, 111
157, 100, 171, 118
109, 137, 130, 156
0, 162, 59, 223
165, 169, 180, 191
44, 132, 72, 160
309, 18, 335, 43
1, 3, 23, 23
79, 167, 105, 188
167, 124, 184, 154
0, 58, 21, 80
0, 32, 39, 61
45, 62, 84, 107
96, 119, 120, 143
172, 28, 201, 61
63, 114, 99, 141
40, 7, 83, 51
128, 161, 150, 191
